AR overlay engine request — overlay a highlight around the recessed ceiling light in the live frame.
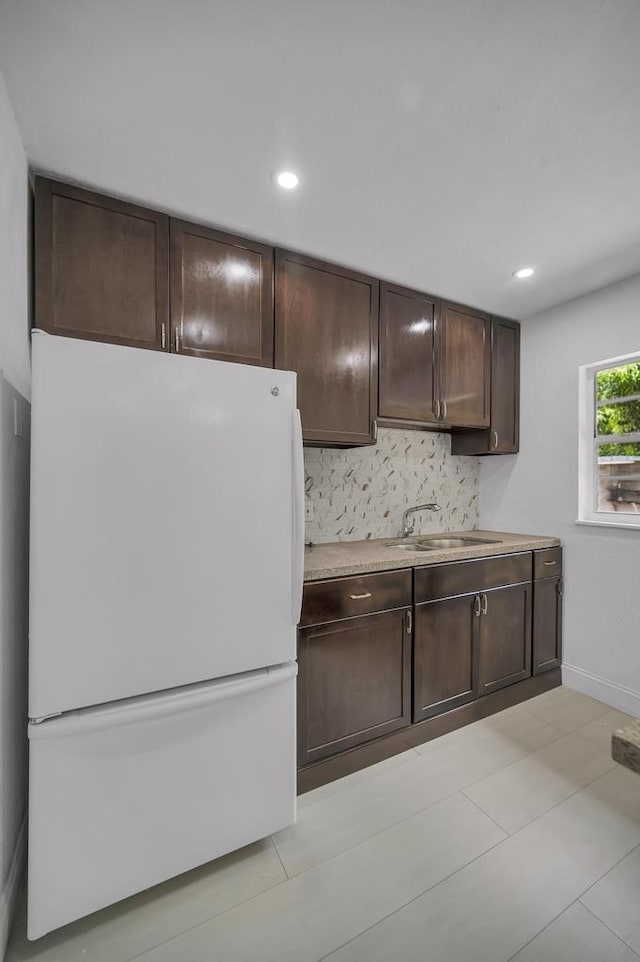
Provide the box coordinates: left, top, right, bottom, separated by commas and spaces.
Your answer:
274, 170, 299, 190
513, 267, 535, 279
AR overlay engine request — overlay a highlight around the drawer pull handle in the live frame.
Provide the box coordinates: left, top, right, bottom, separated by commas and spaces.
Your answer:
349, 592, 372, 600
543, 561, 557, 566
480, 593, 488, 615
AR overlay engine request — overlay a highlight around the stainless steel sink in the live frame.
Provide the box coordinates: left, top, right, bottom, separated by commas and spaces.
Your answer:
383, 542, 432, 551
415, 536, 500, 549
384, 536, 500, 551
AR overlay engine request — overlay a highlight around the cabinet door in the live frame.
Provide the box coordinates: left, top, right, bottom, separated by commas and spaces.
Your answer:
451, 316, 520, 455
413, 594, 478, 722
489, 317, 520, 452
440, 302, 490, 428
378, 282, 439, 425
297, 607, 411, 766
478, 583, 531, 695
35, 177, 169, 350
275, 250, 378, 446
170, 220, 274, 366
533, 577, 563, 674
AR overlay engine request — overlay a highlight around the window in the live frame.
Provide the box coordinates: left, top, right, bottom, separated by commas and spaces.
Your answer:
578, 352, 640, 528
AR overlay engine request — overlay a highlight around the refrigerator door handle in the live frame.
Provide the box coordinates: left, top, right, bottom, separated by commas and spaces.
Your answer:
28, 663, 297, 740
292, 408, 305, 625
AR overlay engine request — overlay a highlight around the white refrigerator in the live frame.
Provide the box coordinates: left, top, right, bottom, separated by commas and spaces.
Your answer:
27, 332, 305, 940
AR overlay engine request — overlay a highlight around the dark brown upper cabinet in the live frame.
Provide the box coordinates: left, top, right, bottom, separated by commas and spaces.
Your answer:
378, 282, 439, 427
35, 177, 169, 351
275, 250, 379, 446
452, 316, 520, 455
169, 219, 274, 366
439, 301, 491, 428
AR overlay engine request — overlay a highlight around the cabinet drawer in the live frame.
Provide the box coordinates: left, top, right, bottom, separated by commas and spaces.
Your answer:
414, 552, 532, 603
300, 570, 412, 627
533, 547, 563, 580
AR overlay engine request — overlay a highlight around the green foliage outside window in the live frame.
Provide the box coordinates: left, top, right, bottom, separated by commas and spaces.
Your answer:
596, 362, 640, 456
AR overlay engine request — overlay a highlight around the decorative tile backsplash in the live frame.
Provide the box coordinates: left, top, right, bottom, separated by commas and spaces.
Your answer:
304, 427, 479, 543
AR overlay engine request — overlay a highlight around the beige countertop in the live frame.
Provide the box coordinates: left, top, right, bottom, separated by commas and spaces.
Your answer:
612, 720, 640, 777
303, 530, 561, 582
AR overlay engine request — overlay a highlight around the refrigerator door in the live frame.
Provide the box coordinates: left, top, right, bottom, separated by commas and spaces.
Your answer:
27, 662, 297, 939
29, 333, 303, 717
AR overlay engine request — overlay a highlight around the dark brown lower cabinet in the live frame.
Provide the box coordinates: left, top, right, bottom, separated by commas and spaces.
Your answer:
478, 583, 532, 695
533, 576, 563, 673
298, 550, 558, 788
297, 607, 411, 766
413, 594, 478, 721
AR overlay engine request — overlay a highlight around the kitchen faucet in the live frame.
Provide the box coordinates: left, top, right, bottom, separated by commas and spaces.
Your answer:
400, 503, 441, 538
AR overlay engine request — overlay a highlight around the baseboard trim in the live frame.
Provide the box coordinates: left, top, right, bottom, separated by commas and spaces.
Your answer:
0, 816, 26, 961
563, 663, 640, 717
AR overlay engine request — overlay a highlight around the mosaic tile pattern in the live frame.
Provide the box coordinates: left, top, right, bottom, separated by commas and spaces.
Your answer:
304, 427, 479, 543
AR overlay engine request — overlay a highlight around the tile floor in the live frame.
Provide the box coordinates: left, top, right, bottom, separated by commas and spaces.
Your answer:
7, 686, 640, 961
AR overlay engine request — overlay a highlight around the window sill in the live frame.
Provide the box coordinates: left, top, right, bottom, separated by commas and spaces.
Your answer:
575, 518, 640, 531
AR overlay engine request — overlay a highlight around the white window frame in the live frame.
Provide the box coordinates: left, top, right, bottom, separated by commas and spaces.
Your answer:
578, 350, 640, 530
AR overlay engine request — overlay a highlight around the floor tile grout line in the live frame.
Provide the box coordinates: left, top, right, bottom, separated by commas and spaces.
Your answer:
285, 724, 565, 878
503, 899, 584, 962
289, 729, 580, 878
270, 835, 290, 880
463, 757, 619, 838
316, 830, 511, 961
93, 862, 294, 962
579, 896, 640, 959
321, 752, 638, 961
461, 789, 511, 836
283, 785, 465, 878
578, 839, 640, 904
125, 787, 493, 962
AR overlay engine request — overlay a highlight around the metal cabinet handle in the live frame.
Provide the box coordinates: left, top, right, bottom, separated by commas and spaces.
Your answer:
442, 400, 447, 420
481, 593, 488, 615
435, 399, 441, 420
372, 420, 378, 442
174, 326, 181, 353
473, 594, 481, 617
349, 592, 372, 600
557, 578, 564, 597
406, 610, 413, 634
492, 431, 498, 449
161, 322, 166, 350
543, 561, 557, 567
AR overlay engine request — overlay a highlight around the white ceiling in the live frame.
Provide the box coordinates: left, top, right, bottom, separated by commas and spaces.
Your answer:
1, 0, 640, 319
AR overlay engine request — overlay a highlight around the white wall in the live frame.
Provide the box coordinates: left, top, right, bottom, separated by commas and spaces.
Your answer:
479, 273, 640, 715
0, 71, 31, 957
